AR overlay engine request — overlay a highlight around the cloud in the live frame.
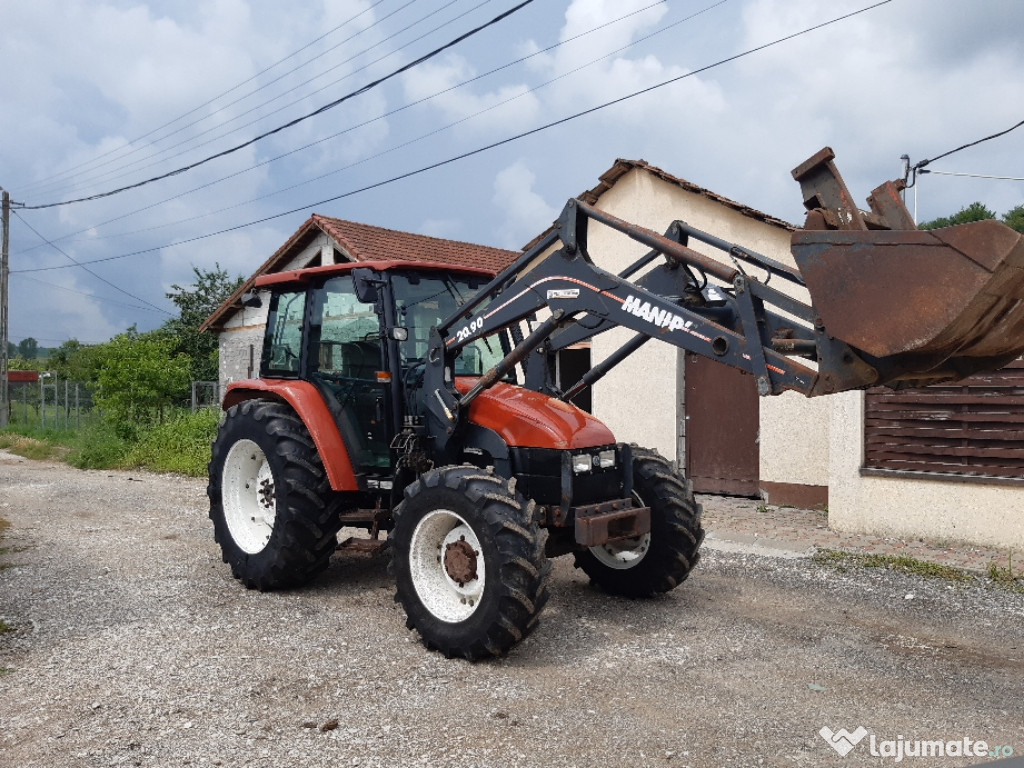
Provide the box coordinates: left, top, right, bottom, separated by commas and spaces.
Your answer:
492, 161, 559, 249
400, 55, 543, 136
3, 0, 1022, 348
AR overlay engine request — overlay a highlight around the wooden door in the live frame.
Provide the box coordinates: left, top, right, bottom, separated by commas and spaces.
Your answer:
683, 352, 760, 496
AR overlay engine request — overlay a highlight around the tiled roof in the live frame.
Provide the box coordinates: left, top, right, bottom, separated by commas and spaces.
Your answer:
523, 158, 794, 250
201, 215, 518, 332
313, 215, 518, 273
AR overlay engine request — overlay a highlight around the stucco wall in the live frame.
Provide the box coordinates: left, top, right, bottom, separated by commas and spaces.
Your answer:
829, 391, 1024, 551
217, 297, 269, 389
583, 168, 830, 491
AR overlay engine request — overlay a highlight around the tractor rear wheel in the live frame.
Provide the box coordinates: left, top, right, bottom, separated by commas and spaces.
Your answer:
573, 447, 704, 597
207, 399, 341, 591
389, 465, 550, 660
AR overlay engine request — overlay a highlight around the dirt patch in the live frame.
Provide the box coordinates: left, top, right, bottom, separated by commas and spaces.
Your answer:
1, 450, 1022, 768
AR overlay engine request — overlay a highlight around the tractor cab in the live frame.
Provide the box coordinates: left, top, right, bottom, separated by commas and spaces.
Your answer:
254, 261, 507, 479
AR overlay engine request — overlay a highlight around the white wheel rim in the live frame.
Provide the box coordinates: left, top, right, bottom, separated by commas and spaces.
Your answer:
409, 509, 485, 623
221, 439, 276, 555
589, 532, 651, 570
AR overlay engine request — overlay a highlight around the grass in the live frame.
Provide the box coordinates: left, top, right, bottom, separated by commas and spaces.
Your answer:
986, 556, 1024, 593
813, 548, 974, 583
121, 408, 220, 476
0, 407, 220, 478
0, 433, 60, 461
814, 548, 1024, 593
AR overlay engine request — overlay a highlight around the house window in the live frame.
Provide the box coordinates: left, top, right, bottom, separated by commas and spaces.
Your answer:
863, 361, 1024, 480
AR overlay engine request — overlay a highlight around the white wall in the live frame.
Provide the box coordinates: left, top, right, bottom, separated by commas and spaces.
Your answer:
829, 391, 1024, 551
584, 167, 830, 491
218, 296, 269, 388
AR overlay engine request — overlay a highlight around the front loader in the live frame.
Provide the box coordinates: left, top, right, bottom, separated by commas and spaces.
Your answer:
207, 148, 1024, 659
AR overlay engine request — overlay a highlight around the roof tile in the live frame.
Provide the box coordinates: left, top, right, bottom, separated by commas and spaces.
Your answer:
202, 215, 517, 332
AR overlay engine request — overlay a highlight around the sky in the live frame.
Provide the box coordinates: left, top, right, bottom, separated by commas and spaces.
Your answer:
1, 0, 1022, 348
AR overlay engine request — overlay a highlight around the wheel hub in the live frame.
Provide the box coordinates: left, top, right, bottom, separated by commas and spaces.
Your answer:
408, 511, 486, 623
257, 474, 274, 510
443, 537, 478, 586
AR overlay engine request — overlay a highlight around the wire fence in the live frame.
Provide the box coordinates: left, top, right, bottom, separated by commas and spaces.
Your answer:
190, 381, 222, 411
3, 379, 222, 430
5, 379, 96, 429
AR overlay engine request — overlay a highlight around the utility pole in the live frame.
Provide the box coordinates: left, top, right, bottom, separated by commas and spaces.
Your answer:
1, 189, 9, 428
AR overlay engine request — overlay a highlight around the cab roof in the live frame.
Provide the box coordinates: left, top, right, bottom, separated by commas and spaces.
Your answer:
253, 259, 496, 289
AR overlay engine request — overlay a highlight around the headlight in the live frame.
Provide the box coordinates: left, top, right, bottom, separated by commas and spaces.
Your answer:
572, 454, 592, 474
598, 449, 616, 469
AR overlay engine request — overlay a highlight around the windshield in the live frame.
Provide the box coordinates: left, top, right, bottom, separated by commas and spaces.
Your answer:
390, 272, 506, 377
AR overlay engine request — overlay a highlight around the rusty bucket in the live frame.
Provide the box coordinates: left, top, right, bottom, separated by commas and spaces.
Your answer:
792, 219, 1024, 372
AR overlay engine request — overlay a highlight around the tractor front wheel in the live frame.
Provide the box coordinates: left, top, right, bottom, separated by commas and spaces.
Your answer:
207, 399, 341, 591
389, 465, 550, 660
574, 447, 704, 597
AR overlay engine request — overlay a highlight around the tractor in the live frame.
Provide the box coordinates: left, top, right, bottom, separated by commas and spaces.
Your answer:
207, 148, 1024, 659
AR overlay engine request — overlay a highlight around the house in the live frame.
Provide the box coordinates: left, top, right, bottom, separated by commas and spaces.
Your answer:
533, 158, 1023, 552
202, 170, 1023, 553
200, 214, 519, 386
525, 158, 830, 511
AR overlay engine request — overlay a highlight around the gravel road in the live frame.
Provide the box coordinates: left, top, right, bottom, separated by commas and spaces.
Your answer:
1, 449, 1022, 768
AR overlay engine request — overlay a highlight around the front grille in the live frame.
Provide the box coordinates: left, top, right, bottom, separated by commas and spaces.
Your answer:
509, 446, 622, 507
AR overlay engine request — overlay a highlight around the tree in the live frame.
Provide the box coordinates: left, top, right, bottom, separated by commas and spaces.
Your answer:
94, 331, 191, 438
1002, 204, 1024, 234
917, 201, 1011, 231
17, 337, 39, 360
162, 264, 244, 383
49, 339, 103, 382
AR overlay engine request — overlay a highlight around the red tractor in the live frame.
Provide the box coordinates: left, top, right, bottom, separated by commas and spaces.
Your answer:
208, 149, 1024, 659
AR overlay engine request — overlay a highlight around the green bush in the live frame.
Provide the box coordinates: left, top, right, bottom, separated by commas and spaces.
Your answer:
2, 407, 221, 477
94, 332, 192, 440
122, 408, 221, 477
64, 422, 131, 470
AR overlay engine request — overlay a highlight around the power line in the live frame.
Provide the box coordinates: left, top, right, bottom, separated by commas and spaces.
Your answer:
914, 117, 1024, 171
10, 0, 696, 256
48, 0, 480, 201
13, 273, 171, 314
17, 0, 390, 197
918, 169, 1024, 182
26, 0, 435, 200
14, 0, 892, 275
11, 210, 173, 315
105, 0, 727, 236
19, 0, 536, 211
8, 330, 107, 346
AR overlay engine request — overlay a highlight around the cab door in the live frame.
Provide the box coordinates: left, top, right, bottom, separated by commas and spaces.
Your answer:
306, 276, 392, 473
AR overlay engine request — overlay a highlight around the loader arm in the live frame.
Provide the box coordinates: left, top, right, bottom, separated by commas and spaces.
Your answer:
423, 148, 1024, 455
421, 202, 864, 455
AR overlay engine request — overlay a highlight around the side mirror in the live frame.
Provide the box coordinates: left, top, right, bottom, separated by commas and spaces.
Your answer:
240, 291, 263, 308
352, 268, 381, 304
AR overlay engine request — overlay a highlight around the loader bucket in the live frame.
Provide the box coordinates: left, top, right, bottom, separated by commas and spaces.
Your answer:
791, 219, 1024, 379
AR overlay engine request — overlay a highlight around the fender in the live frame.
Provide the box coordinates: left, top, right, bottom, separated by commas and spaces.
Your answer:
223, 379, 358, 492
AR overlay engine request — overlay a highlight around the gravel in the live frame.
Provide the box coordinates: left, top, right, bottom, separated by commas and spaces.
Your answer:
1, 449, 1022, 767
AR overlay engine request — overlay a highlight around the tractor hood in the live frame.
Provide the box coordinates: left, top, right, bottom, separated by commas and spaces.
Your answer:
454, 378, 614, 450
